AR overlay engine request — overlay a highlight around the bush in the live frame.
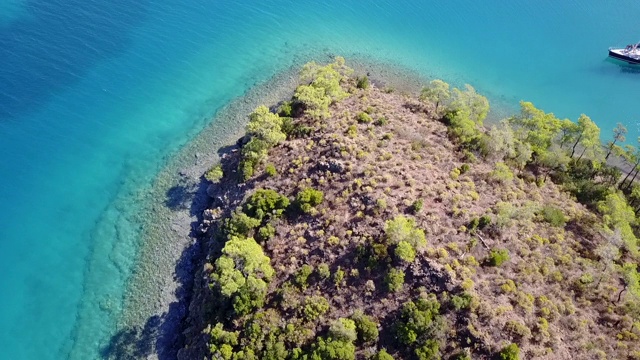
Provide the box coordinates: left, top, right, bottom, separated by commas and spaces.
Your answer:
296, 187, 324, 214
205, 164, 224, 183
277, 101, 293, 117
347, 124, 358, 138
385, 268, 405, 292
356, 76, 370, 90
395, 241, 417, 263
373, 350, 394, 360
490, 162, 514, 183
303, 295, 330, 321
450, 292, 473, 311
498, 343, 520, 360
257, 223, 276, 242
265, 163, 277, 177
540, 205, 566, 227
351, 310, 379, 343
357, 112, 373, 123
396, 295, 443, 345
478, 215, 491, 229
210, 236, 274, 315
329, 318, 357, 342
244, 189, 290, 221
487, 248, 510, 266
459, 163, 471, 174
385, 215, 427, 250
375, 116, 388, 126
317, 263, 331, 279
309, 337, 356, 360
225, 210, 262, 237
295, 264, 314, 289
415, 339, 440, 360
410, 199, 424, 214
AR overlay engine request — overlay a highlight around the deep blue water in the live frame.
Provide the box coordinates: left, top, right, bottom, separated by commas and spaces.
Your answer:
1, 1, 639, 358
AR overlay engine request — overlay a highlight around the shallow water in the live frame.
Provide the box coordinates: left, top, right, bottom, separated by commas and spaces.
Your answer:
1, 1, 639, 358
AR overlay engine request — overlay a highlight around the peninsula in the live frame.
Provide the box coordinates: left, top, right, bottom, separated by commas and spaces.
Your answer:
176, 58, 640, 360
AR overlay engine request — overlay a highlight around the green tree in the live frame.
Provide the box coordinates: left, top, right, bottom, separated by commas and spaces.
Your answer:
509, 101, 561, 158
244, 189, 290, 221
296, 57, 352, 119
569, 114, 602, 161
420, 79, 451, 114
605, 123, 628, 160
597, 192, 638, 256
246, 105, 286, 147
385, 215, 427, 250
449, 84, 489, 126
211, 236, 275, 314
328, 318, 358, 342
351, 310, 379, 343
498, 343, 520, 360
308, 337, 356, 360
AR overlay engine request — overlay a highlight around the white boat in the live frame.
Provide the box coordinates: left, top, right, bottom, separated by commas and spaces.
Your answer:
609, 42, 640, 64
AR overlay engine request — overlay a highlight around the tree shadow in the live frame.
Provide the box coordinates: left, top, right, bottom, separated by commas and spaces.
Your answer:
102, 139, 256, 359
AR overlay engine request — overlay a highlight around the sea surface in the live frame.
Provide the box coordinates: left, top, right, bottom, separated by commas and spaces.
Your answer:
1, 1, 639, 358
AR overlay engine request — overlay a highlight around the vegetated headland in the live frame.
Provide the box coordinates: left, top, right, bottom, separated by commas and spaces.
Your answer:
176, 57, 640, 360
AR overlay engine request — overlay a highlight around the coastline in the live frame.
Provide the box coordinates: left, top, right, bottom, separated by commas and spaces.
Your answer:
107, 56, 520, 359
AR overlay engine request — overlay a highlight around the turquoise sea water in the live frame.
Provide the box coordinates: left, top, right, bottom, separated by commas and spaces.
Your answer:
1, 1, 639, 358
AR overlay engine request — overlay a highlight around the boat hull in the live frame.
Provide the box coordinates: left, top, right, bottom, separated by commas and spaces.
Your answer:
609, 49, 640, 64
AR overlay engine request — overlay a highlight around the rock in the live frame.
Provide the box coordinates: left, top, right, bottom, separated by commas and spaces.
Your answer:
317, 159, 345, 174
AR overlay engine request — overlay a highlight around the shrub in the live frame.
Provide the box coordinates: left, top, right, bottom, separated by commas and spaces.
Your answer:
373, 350, 394, 360
395, 241, 417, 263
459, 163, 471, 174
210, 236, 274, 315
295, 264, 314, 289
244, 189, 290, 221
347, 124, 358, 138
385, 268, 405, 293
329, 318, 358, 342
317, 263, 331, 279
278, 101, 293, 117
351, 310, 379, 343
450, 292, 473, 311
410, 199, 424, 214
487, 248, 510, 266
333, 267, 346, 286
396, 295, 443, 345
356, 76, 370, 90
257, 223, 276, 242
225, 210, 262, 237
467, 217, 480, 232
357, 112, 373, 123
375, 116, 388, 126
498, 343, 520, 360
478, 215, 491, 229
296, 187, 324, 214
490, 162, 514, 183
303, 295, 330, 321
309, 337, 356, 360
205, 164, 224, 182
415, 339, 440, 360
385, 215, 427, 250
265, 163, 277, 177
540, 205, 566, 227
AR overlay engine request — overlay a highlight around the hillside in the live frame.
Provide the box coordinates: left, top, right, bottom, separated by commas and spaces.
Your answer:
177, 58, 640, 360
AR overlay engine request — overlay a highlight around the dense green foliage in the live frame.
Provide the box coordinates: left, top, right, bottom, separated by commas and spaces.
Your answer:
296, 187, 324, 214
295, 57, 351, 119
498, 343, 520, 360
210, 236, 275, 315
240, 106, 287, 181
487, 248, 510, 266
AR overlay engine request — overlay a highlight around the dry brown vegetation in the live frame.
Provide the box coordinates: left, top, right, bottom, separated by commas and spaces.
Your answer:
178, 60, 640, 360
